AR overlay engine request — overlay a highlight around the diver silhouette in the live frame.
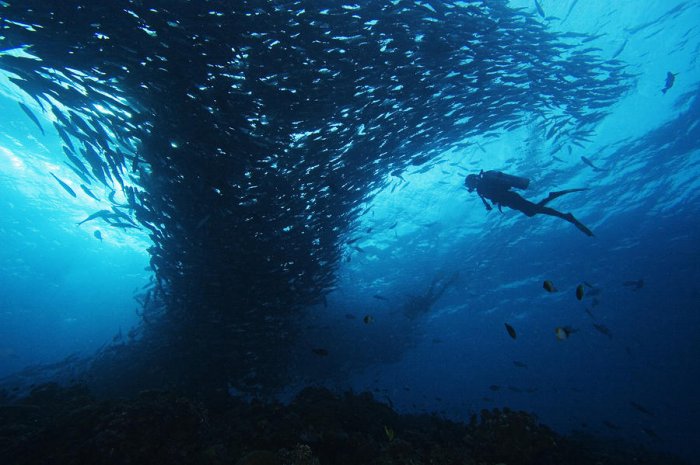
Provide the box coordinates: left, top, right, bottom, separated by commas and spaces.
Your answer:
465, 170, 594, 237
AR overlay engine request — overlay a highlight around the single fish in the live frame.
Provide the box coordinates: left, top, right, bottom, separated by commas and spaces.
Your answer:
555, 326, 576, 340
575, 284, 585, 301
630, 401, 654, 417
612, 39, 628, 59
662, 71, 677, 94
77, 209, 114, 226
363, 314, 374, 324
94, 230, 103, 242
311, 348, 328, 357
562, 0, 579, 23
581, 156, 606, 172
18, 102, 45, 135
372, 294, 389, 301
592, 323, 612, 338
534, 0, 545, 18
108, 222, 139, 229
603, 420, 620, 430
543, 280, 557, 292
49, 172, 77, 198
80, 184, 100, 201
623, 279, 644, 290
504, 322, 517, 340
513, 360, 528, 368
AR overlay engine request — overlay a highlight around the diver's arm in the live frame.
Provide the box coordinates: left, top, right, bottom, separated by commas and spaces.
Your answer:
479, 195, 493, 211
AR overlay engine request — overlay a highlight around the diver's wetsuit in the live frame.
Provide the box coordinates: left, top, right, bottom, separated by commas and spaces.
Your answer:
466, 171, 594, 237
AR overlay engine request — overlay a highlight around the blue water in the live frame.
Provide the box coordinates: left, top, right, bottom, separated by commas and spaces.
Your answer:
1, 0, 699, 463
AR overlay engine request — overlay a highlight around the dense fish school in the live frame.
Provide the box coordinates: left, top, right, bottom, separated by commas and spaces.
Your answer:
0, 0, 632, 392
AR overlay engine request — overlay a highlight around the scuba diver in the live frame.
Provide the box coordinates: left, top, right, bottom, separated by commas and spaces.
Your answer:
465, 170, 594, 237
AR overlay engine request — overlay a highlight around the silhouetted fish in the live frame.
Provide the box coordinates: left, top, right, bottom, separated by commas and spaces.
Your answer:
661, 72, 677, 94
581, 156, 606, 172
504, 323, 517, 340
49, 172, 77, 198
18, 102, 44, 135
592, 323, 612, 338
623, 279, 644, 290
630, 401, 654, 417
80, 184, 100, 201
534, 0, 545, 18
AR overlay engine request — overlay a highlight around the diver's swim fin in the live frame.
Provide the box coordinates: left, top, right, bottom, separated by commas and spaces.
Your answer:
537, 188, 588, 206
564, 213, 594, 237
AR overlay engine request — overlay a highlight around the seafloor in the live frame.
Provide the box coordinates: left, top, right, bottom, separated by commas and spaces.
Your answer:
0, 383, 688, 465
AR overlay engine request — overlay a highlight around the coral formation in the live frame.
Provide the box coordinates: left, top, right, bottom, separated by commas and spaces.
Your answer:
0, 384, 689, 465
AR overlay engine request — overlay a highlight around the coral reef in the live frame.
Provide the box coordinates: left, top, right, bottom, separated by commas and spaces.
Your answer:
0, 384, 689, 465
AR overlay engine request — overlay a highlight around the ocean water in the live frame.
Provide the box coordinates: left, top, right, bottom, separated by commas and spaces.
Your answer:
1, 0, 699, 463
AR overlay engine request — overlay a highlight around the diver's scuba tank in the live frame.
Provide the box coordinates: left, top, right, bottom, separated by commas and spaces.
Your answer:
481, 170, 530, 190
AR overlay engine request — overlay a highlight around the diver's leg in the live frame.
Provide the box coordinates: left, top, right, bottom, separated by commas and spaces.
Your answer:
537, 188, 589, 206
538, 206, 594, 237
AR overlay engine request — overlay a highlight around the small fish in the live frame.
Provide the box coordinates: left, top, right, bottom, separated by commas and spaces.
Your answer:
80, 184, 100, 201
584, 308, 595, 319
488, 384, 501, 391
555, 326, 576, 340
311, 348, 329, 357
345, 313, 356, 320
581, 156, 606, 172
372, 294, 389, 301
534, 0, 545, 18
642, 427, 659, 439
603, 420, 620, 430
513, 361, 528, 368
18, 102, 45, 135
504, 323, 517, 340
662, 71, 677, 94
77, 209, 114, 226
575, 284, 585, 301
49, 172, 77, 198
94, 230, 103, 242
108, 222, 139, 229
543, 280, 557, 292
612, 39, 628, 59
363, 314, 374, 324
623, 279, 644, 290
592, 323, 612, 338
630, 401, 654, 417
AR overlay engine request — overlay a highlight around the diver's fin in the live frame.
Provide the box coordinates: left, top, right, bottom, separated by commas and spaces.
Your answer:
537, 188, 588, 206
564, 213, 594, 237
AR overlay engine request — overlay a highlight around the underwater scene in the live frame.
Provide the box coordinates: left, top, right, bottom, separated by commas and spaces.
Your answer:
1, 1, 699, 464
